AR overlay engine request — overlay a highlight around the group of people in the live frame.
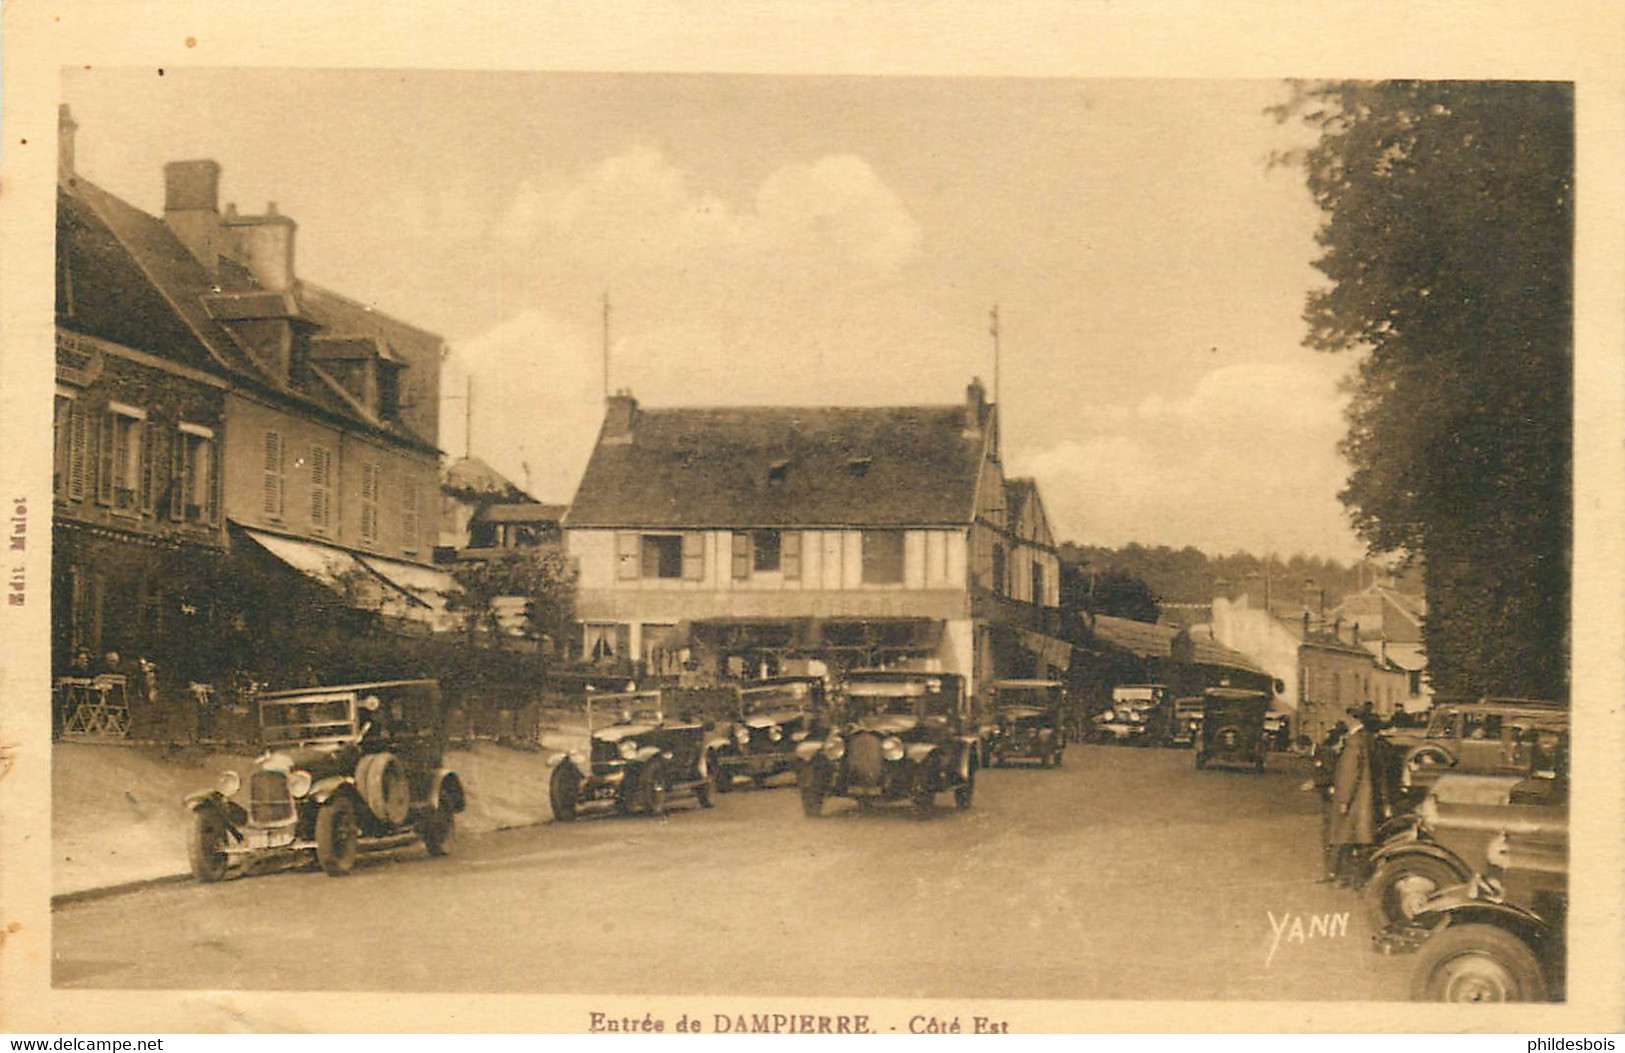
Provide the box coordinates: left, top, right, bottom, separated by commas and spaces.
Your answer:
1313, 701, 1398, 885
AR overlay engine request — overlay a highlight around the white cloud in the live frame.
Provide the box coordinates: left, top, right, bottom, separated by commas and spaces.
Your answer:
1010, 360, 1365, 560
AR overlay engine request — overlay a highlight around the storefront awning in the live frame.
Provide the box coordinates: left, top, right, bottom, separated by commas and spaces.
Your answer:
1016, 628, 1072, 672
237, 526, 460, 634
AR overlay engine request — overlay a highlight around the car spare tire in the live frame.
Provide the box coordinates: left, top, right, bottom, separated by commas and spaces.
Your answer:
357, 752, 412, 826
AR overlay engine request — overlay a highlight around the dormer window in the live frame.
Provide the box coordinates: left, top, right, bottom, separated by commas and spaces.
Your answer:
847, 456, 873, 477
767, 459, 790, 485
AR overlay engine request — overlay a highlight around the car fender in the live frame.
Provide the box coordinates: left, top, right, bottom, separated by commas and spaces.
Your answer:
634, 745, 664, 764
429, 769, 466, 813
1375, 813, 1422, 845
309, 774, 356, 805
1368, 838, 1471, 880
184, 790, 247, 830
1421, 899, 1554, 953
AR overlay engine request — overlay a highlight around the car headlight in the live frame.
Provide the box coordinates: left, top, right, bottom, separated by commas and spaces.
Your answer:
287, 769, 313, 798
822, 736, 845, 761
768, 725, 784, 742
217, 770, 240, 797
790, 729, 809, 742
881, 737, 905, 762
618, 738, 638, 760
734, 727, 752, 745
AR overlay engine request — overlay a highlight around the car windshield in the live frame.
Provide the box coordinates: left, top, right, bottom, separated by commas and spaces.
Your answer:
847, 678, 951, 717
1425, 709, 1459, 738
741, 681, 812, 716
1113, 686, 1162, 704
994, 686, 1058, 708
260, 694, 355, 745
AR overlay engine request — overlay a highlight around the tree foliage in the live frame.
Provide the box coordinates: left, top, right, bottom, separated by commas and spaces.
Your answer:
1274, 81, 1572, 697
446, 549, 577, 651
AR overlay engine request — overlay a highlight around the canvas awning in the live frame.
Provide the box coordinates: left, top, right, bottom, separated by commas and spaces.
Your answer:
237, 525, 460, 633
1016, 628, 1073, 672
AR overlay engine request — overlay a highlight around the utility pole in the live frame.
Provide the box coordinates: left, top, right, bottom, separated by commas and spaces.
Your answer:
464, 374, 473, 458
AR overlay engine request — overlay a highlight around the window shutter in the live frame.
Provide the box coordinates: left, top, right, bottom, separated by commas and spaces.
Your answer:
731, 532, 750, 579
640, 536, 659, 579
263, 432, 285, 518
360, 463, 380, 544
96, 410, 114, 505
68, 402, 89, 501
681, 532, 705, 581
205, 439, 220, 524
139, 420, 155, 513
169, 429, 186, 521
617, 532, 641, 580
782, 531, 802, 580
402, 481, 420, 551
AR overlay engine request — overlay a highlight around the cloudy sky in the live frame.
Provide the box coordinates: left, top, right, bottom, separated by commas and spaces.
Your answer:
62, 69, 1364, 561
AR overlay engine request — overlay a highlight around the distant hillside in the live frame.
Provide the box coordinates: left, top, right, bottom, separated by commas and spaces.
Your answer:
1056, 542, 1422, 612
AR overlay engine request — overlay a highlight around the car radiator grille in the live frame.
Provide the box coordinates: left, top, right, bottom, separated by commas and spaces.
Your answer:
847, 733, 884, 786
249, 770, 295, 824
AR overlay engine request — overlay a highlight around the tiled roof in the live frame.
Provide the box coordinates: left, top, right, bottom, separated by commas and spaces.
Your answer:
1089, 614, 1268, 675
58, 177, 438, 455
566, 404, 990, 529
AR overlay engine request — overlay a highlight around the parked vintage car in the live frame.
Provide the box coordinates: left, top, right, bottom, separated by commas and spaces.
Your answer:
184, 680, 466, 880
795, 670, 979, 816
1093, 683, 1171, 746
1168, 695, 1204, 748
547, 690, 713, 819
1375, 827, 1567, 1002
1387, 697, 1568, 800
704, 676, 828, 790
982, 679, 1066, 767
1194, 687, 1270, 772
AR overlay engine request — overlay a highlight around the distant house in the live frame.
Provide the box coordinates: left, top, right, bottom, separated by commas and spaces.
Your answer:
52, 106, 455, 701
563, 381, 1065, 688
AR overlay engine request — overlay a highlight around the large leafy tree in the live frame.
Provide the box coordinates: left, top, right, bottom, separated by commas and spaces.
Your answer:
1276, 81, 1572, 696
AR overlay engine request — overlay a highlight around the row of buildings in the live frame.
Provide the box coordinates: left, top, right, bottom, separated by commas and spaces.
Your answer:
49, 109, 1421, 740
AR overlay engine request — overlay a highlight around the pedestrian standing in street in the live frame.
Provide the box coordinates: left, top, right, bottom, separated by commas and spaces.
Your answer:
1313, 719, 1349, 881
1326, 707, 1385, 885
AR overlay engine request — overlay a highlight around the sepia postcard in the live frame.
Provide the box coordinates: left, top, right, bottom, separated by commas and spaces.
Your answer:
2, 0, 1622, 1035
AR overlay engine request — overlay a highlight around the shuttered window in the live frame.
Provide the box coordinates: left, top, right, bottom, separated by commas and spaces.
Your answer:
99, 404, 147, 513
67, 401, 89, 501
360, 462, 381, 546
168, 429, 186, 522
177, 429, 215, 525
139, 419, 155, 513
731, 532, 751, 580
262, 431, 285, 519
861, 530, 905, 584
402, 478, 420, 553
309, 444, 333, 532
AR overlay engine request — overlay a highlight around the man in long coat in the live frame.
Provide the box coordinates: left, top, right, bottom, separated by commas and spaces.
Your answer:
1327, 711, 1382, 883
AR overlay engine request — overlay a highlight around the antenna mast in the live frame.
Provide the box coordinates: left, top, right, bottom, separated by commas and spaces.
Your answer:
602, 291, 611, 399
464, 375, 473, 457
989, 304, 1001, 409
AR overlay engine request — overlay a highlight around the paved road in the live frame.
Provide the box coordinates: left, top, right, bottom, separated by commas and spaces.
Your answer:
54, 744, 1411, 999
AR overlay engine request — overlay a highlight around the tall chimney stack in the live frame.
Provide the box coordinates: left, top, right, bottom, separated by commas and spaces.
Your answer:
602, 389, 639, 442
57, 105, 77, 182
163, 160, 223, 273
964, 377, 987, 434
222, 202, 297, 292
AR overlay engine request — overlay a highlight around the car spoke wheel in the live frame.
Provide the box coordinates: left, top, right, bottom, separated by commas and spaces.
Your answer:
1412, 923, 1548, 1002
188, 808, 230, 883
798, 764, 826, 817
549, 764, 579, 822
315, 795, 359, 877
640, 763, 668, 817
421, 799, 455, 857
1366, 855, 1467, 930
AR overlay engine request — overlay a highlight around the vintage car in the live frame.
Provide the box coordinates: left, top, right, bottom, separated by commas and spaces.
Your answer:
982, 679, 1066, 767
1387, 697, 1568, 800
1376, 827, 1567, 1002
703, 676, 828, 790
1194, 687, 1270, 772
1361, 731, 1569, 928
1168, 696, 1204, 747
795, 670, 979, 816
547, 690, 713, 819
1093, 683, 1171, 746
184, 680, 466, 880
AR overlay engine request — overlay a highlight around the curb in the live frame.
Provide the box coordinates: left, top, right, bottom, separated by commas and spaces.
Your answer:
52, 872, 193, 908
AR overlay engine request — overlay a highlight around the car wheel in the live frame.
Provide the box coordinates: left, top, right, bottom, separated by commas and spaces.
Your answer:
1366, 854, 1468, 930
549, 763, 579, 822
188, 808, 230, 883
798, 764, 826, 818
954, 773, 975, 811
420, 798, 455, 857
315, 794, 359, 877
640, 762, 669, 818
1411, 923, 1549, 1002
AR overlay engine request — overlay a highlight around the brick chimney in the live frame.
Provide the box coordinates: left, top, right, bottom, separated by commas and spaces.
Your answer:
163, 160, 223, 273
603, 389, 639, 443
964, 377, 987, 434
57, 105, 77, 182
222, 202, 297, 292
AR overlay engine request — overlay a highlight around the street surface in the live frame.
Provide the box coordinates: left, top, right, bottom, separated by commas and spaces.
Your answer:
54, 744, 1411, 999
